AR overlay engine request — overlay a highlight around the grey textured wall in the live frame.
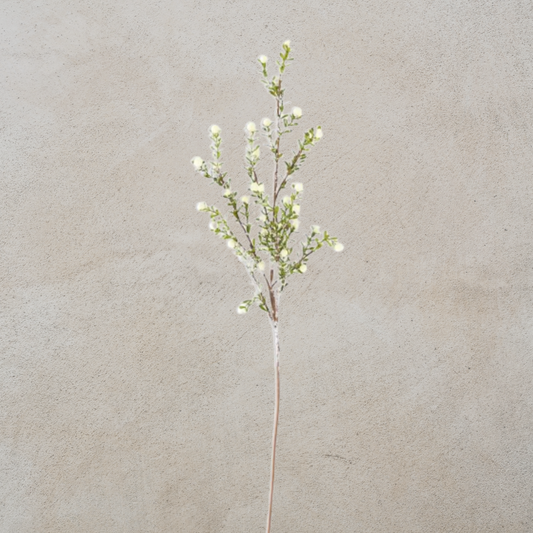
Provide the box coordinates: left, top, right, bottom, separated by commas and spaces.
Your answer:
2, 1, 533, 532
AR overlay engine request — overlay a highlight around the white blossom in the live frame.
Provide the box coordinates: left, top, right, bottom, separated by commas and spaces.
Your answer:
227, 239, 237, 249
283, 40, 291, 48
258, 55, 268, 64
334, 242, 344, 252
262, 117, 272, 128
282, 195, 292, 205
209, 220, 217, 230
260, 228, 268, 235
315, 126, 323, 139
257, 261, 265, 271
293, 182, 304, 192
223, 189, 232, 197
280, 249, 289, 258
311, 225, 320, 233
299, 264, 307, 273
237, 306, 247, 314
241, 195, 250, 204
250, 182, 265, 193
291, 107, 302, 119
293, 204, 301, 215
196, 201, 208, 211
259, 214, 267, 222
246, 121, 257, 133
210, 124, 221, 135
291, 219, 300, 230
191, 156, 203, 169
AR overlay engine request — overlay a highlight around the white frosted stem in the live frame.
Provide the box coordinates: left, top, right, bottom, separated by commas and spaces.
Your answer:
265, 319, 280, 533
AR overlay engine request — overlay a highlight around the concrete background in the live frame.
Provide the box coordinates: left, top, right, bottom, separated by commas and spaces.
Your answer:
2, 1, 533, 531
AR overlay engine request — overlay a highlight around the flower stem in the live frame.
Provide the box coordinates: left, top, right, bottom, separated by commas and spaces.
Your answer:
266, 319, 281, 533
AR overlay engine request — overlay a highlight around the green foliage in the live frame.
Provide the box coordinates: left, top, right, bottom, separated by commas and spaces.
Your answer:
192, 41, 343, 320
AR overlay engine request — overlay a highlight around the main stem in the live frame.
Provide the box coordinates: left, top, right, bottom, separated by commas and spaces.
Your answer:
266, 75, 284, 533
266, 319, 281, 533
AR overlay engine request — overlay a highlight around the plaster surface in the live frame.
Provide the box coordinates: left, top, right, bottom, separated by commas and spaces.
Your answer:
1, 1, 533, 531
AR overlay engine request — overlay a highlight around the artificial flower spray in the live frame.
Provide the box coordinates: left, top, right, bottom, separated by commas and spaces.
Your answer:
191, 41, 343, 533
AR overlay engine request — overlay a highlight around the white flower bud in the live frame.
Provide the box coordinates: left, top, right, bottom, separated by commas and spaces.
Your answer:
282, 195, 292, 205
299, 264, 307, 273
223, 189, 232, 197
227, 239, 237, 249
210, 124, 221, 135
293, 182, 303, 192
315, 126, 323, 139
291, 219, 300, 230
258, 55, 268, 64
241, 195, 249, 204
250, 182, 264, 193
280, 249, 289, 258
262, 117, 272, 128
257, 261, 265, 271
311, 225, 320, 233
283, 40, 291, 48
191, 156, 203, 169
293, 204, 300, 215
246, 121, 257, 133
237, 306, 247, 314
334, 242, 344, 252
196, 201, 208, 211
291, 107, 302, 119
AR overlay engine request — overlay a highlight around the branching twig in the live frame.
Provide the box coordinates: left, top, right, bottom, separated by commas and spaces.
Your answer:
191, 40, 344, 533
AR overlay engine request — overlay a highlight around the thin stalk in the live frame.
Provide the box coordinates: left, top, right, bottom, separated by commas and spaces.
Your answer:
266, 318, 281, 533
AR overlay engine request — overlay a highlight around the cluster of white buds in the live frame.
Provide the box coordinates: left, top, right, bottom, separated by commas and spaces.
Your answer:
192, 40, 343, 315
192, 157, 204, 170
250, 182, 265, 193
291, 107, 302, 119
